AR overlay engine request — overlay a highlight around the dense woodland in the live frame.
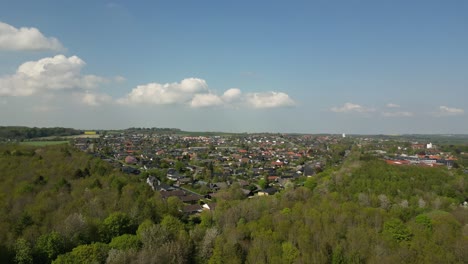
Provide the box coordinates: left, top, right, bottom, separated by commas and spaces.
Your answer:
0, 144, 467, 263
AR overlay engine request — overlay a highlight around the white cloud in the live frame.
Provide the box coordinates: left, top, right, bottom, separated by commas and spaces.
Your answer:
80, 92, 112, 106
245, 92, 296, 109
177, 78, 208, 93
118, 78, 296, 110
191, 88, 294, 109
221, 88, 242, 102
0, 55, 107, 96
382, 111, 414, 117
114, 76, 126, 83
190, 93, 223, 108
0, 21, 63, 51
435, 106, 464, 116
117, 78, 208, 105
386, 103, 400, 108
331, 102, 374, 113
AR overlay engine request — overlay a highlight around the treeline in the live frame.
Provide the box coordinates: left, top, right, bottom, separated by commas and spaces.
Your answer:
0, 145, 467, 263
125, 127, 182, 134
0, 127, 81, 141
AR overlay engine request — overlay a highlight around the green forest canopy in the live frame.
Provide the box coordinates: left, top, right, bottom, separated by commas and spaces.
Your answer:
0, 144, 466, 263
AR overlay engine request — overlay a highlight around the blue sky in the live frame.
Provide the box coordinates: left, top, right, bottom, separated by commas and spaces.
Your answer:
0, 0, 467, 133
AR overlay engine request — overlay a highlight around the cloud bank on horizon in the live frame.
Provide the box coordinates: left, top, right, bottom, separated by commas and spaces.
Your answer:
329, 102, 465, 119
435, 106, 464, 117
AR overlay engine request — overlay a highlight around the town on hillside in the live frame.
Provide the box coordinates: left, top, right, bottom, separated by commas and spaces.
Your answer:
71, 130, 468, 214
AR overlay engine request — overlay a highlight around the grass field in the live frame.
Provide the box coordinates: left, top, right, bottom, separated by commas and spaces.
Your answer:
35, 134, 100, 139
20, 141, 69, 146
65, 134, 100, 139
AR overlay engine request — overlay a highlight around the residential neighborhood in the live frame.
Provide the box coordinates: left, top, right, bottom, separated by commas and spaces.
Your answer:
72, 129, 468, 215
72, 130, 347, 214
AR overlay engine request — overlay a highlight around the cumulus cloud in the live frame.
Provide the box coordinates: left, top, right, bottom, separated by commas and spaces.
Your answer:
177, 78, 208, 93
190, 93, 223, 108
79, 92, 112, 106
0, 55, 107, 96
117, 78, 208, 105
382, 111, 414, 117
221, 88, 242, 102
0, 21, 63, 51
386, 103, 400, 108
330, 103, 374, 113
118, 78, 296, 109
191, 88, 296, 109
435, 106, 464, 116
245, 92, 296, 109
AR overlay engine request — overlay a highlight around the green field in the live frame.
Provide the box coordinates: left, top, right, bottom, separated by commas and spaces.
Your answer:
19, 140, 69, 146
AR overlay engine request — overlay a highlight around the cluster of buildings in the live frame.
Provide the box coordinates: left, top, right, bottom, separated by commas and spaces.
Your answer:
371, 142, 459, 168
73, 131, 465, 214
73, 131, 346, 214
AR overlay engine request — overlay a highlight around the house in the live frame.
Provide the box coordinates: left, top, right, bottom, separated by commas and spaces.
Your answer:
385, 160, 411, 165
176, 177, 192, 185
166, 168, 184, 181
180, 194, 202, 204
241, 188, 254, 197
412, 144, 425, 150
125, 155, 138, 164
303, 164, 315, 176
271, 160, 284, 167
146, 176, 174, 191
277, 178, 292, 188
183, 204, 203, 214
240, 157, 250, 164
159, 188, 202, 204
258, 187, 278, 196
160, 189, 186, 199
121, 166, 140, 175
252, 168, 262, 177
210, 182, 229, 191
267, 176, 279, 182
237, 180, 249, 187
436, 159, 454, 167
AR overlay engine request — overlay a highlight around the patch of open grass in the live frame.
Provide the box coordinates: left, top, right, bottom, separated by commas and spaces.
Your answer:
19, 141, 69, 146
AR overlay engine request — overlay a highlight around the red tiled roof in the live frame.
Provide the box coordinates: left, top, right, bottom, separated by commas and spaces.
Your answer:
268, 176, 279, 181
